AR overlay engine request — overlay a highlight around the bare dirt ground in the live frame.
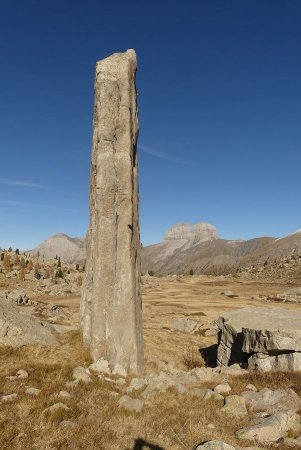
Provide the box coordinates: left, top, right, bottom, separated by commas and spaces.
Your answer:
1, 275, 300, 450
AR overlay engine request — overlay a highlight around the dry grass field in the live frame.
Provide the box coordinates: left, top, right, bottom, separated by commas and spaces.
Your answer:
0, 274, 300, 450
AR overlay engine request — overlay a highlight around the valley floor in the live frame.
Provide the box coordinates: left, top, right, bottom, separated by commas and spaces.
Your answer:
0, 275, 300, 449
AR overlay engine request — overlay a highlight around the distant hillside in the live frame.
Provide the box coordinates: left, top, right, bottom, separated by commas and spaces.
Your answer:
141, 226, 301, 275
30, 224, 301, 275
30, 233, 86, 264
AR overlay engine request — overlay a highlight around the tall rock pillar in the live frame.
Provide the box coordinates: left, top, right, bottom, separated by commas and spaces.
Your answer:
81, 49, 143, 374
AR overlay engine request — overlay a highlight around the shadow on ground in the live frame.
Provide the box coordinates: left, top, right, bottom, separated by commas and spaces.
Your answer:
125, 438, 165, 450
199, 344, 218, 367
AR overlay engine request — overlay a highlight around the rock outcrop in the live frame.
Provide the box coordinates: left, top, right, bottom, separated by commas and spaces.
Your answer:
0, 299, 57, 347
217, 307, 301, 371
164, 222, 218, 242
81, 49, 143, 374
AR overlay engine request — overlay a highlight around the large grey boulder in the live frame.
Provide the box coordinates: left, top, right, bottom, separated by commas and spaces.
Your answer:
217, 307, 301, 371
236, 411, 301, 443
0, 299, 57, 347
80, 49, 143, 374
242, 388, 301, 414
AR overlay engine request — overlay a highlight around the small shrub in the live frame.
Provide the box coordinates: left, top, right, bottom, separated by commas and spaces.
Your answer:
55, 269, 64, 278
182, 346, 204, 370
148, 270, 154, 276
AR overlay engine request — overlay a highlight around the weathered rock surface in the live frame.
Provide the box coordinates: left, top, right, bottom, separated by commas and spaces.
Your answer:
195, 441, 235, 450
0, 299, 57, 347
236, 411, 301, 443
81, 49, 143, 374
217, 307, 301, 371
241, 388, 301, 414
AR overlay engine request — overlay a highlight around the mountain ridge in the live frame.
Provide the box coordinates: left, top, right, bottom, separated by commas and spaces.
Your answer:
29, 223, 301, 275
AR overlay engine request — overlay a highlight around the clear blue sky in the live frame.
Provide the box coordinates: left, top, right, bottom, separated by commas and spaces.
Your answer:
1, 0, 301, 249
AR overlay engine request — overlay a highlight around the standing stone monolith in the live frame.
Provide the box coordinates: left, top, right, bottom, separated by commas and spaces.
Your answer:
81, 49, 143, 374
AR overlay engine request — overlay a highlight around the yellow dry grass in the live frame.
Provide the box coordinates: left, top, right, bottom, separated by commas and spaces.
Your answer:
0, 274, 300, 449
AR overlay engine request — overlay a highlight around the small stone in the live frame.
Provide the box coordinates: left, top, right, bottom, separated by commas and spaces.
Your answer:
60, 420, 76, 428
43, 403, 70, 414
1, 393, 18, 402
112, 364, 127, 377
89, 358, 111, 375
58, 390, 71, 399
245, 384, 257, 392
25, 387, 40, 396
16, 369, 29, 379
118, 395, 144, 413
17, 433, 27, 438
214, 383, 231, 395
207, 423, 215, 429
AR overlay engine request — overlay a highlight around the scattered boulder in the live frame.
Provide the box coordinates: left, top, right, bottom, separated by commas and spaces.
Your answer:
236, 411, 301, 443
25, 387, 40, 396
217, 307, 301, 371
89, 358, 111, 375
242, 388, 301, 414
1, 393, 17, 402
214, 383, 231, 395
118, 395, 144, 413
220, 395, 248, 417
189, 388, 224, 405
58, 390, 71, 399
43, 403, 70, 414
16, 369, 29, 379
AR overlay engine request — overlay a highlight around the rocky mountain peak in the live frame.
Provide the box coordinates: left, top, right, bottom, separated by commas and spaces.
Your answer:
164, 222, 218, 243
